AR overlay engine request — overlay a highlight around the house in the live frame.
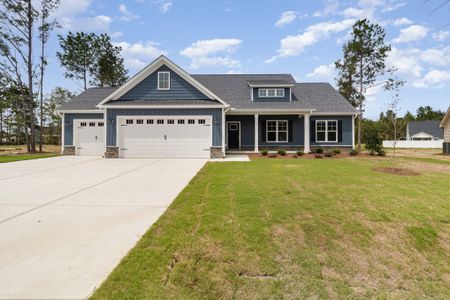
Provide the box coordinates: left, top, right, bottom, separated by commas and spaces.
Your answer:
406, 120, 443, 141
439, 107, 450, 154
58, 56, 357, 158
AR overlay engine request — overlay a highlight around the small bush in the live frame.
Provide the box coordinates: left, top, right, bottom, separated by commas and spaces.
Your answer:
369, 151, 376, 156
349, 149, 358, 156
261, 149, 268, 156
296, 151, 304, 156
324, 150, 333, 157
333, 149, 341, 154
314, 154, 324, 159
377, 149, 386, 156
278, 149, 286, 156
315, 147, 324, 154
269, 154, 277, 158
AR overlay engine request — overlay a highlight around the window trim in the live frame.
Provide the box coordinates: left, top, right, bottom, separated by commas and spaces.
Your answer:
315, 120, 338, 143
258, 88, 285, 98
157, 71, 170, 90
266, 120, 288, 143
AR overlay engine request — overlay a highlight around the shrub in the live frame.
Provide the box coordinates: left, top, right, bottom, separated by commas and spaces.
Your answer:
269, 154, 277, 158
278, 149, 286, 156
377, 149, 386, 156
369, 151, 376, 156
324, 150, 333, 157
296, 151, 304, 156
365, 126, 384, 155
333, 149, 341, 154
349, 149, 358, 156
261, 149, 268, 156
314, 154, 324, 159
315, 147, 324, 154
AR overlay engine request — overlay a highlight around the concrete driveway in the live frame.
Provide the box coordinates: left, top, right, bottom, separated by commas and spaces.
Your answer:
0, 156, 206, 300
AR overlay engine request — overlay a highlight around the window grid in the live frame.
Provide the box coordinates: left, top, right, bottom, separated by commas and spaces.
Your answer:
98, 122, 104, 127
126, 119, 133, 125
178, 119, 185, 124
188, 119, 195, 124
136, 119, 144, 124
167, 119, 175, 124
198, 119, 206, 124
266, 120, 288, 143
147, 119, 154, 124
316, 120, 338, 142
258, 88, 285, 98
80, 122, 87, 127
157, 119, 164, 124
89, 122, 95, 127
157, 72, 170, 90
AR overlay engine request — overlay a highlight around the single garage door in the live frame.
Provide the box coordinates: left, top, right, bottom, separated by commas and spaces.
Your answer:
118, 116, 212, 158
74, 120, 105, 156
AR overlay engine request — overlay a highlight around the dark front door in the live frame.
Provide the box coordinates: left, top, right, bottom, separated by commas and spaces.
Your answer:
227, 122, 240, 149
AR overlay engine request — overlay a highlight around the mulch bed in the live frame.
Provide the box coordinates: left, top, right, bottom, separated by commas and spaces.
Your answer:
248, 153, 349, 160
373, 167, 420, 176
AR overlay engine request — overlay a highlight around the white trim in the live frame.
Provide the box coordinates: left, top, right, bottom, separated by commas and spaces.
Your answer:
96, 55, 229, 107
304, 113, 310, 153
311, 112, 358, 116
61, 113, 65, 153
258, 88, 285, 98
103, 109, 107, 154
315, 120, 338, 143
439, 107, 450, 128
221, 108, 226, 155
289, 88, 292, 102
352, 115, 355, 149
101, 105, 226, 109
254, 114, 259, 152
157, 71, 170, 90
266, 120, 288, 143
227, 109, 315, 115
57, 110, 104, 114
226, 121, 241, 150
248, 84, 294, 88
73, 118, 104, 155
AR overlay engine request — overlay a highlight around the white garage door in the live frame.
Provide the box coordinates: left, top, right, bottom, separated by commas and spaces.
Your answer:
74, 120, 105, 156
118, 116, 212, 158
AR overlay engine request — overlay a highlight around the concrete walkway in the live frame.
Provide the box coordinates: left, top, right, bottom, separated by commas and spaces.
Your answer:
0, 156, 206, 300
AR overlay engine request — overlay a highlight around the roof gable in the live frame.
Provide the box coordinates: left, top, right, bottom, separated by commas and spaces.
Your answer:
408, 120, 443, 138
440, 107, 450, 128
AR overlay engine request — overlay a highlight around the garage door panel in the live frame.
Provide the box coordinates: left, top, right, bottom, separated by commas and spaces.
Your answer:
74, 120, 104, 156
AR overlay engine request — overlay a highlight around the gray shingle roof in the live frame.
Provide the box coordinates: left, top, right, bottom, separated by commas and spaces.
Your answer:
295, 83, 357, 113
246, 79, 294, 86
59, 87, 117, 111
408, 120, 444, 138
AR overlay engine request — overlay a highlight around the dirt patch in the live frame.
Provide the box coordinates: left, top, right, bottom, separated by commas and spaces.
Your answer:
400, 161, 450, 175
373, 167, 420, 176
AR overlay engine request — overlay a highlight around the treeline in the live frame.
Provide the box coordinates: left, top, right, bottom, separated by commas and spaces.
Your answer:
0, 1, 127, 151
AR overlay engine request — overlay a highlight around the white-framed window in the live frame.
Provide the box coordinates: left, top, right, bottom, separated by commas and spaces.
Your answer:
147, 119, 154, 124
258, 88, 285, 98
198, 119, 206, 124
98, 122, 104, 127
266, 120, 288, 143
188, 119, 195, 124
80, 122, 87, 127
89, 122, 95, 127
167, 119, 175, 124
178, 119, 185, 124
316, 120, 338, 142
136, 119, 144, 124
157, 71, 170, 90
126, 119, 133, 125
157, 119, 164, 124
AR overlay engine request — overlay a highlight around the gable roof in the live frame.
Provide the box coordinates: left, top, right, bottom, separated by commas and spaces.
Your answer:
58, 87, 117, 111
439, 107, 450, 128
408, 120, 443, 138
97, 55, 228, 107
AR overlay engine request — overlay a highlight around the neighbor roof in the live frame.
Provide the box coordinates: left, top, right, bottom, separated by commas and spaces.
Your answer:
59, 87, 117, 111
408, 120, 443, 138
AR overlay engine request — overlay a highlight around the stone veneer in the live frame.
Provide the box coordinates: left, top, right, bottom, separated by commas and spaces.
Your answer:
210, 147, 224, 158
63, 146, 75, 155
105, 146, 119, 158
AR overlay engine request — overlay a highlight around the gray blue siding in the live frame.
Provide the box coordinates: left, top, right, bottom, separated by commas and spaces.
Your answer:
64, 113, 104, 145
311, 116, 353, 146
252, 88, 291, 102
107, 108, 222, 147
119, 65, 209, 101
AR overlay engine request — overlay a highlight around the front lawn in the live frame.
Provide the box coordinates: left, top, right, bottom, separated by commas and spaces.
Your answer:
91, 158, 450, 299
0, 153, 60, 164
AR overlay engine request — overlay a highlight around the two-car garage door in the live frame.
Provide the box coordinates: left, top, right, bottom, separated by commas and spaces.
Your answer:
118, 116, 212, 158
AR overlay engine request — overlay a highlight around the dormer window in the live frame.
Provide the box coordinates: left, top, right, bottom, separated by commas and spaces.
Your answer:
158, 71, 170, 90
258, 88, 284, 98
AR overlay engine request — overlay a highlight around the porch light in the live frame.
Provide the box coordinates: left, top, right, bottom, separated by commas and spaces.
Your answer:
108, 119, 114, 125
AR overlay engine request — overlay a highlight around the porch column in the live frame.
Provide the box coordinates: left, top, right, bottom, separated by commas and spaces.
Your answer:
61, 113, 65, 154
222, 108, 226, 156
254, 114, 259, 152
304, 113, 310, 153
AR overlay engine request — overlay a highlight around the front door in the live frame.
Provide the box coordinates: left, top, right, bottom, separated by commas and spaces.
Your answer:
227, 122, 240, 149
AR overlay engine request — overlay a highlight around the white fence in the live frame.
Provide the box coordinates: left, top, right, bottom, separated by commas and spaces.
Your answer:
382, 140, 443, 149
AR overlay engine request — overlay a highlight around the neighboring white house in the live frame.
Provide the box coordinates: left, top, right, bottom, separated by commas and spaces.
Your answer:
440, 107, 450, 154
383, 120, 444, 149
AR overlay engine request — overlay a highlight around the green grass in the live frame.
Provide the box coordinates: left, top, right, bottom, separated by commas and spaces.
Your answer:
0, 153, 60, 163
400, 156, 450, 166
91, 158, 450, 299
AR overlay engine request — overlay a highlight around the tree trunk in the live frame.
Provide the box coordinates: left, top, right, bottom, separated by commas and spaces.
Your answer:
27, 0, 36, 153
0, 106, 3, 145
357, 55, 363, 153
39, 34, 45, 152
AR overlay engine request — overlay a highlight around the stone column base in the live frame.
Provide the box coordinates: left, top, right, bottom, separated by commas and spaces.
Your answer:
105, 146, 119, 158
210, 147, 224, 158
63, 146, 75, 155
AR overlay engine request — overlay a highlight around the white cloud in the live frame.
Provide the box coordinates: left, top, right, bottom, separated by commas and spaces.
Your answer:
381, 1, 406, 12
342, 7, 373, 19
114, 41, 167, 70
275, 11, 298, 27
306, 64, 335, 79
60, 15, 112, 31
118, 4, 140, 22
413, 70, 450, 89
266, 19, 355, 62
153, 0, 172, 13
180, 38, 242, 69
392, 17, 413, 26
433, 30, 450, 41
313, 0, 339, 17
55, 0, 92, 17
387, 47, 423, 78
420, 47, 450, 66
393, 25, 428, 43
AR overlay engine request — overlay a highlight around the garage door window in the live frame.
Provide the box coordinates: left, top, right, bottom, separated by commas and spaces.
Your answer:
147, 119, 153, 124
80, 122, 87, 127
98, 122, 104, 127
198, 119, 206, 124
167, 119, 175, 124
157, 119, 164, 124
188, 119, 195, 124
89, 122, 95, 127
126, 119, 133, 125
136, 119, 144, 124
178, 119, 185, 124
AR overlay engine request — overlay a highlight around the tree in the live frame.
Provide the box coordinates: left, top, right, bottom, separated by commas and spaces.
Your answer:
57, 32, 96, 90
335, 19, 392, 153
44, 87, 74, 144
415, 106, 445, 121
90, 34, 128, 87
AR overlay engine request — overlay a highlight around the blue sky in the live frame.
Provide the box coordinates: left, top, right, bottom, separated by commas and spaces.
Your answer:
45, 0, 450, 119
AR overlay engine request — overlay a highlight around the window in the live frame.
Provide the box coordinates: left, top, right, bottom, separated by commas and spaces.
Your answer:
126, 119, 133, 125
89, 122, 95, 127
98, 122, 104, 127
157, 71, 170, 90
136, 119, 144, 124
258, 88, 285, 98
266, 120, 288, 143
157, 119, 164, 124
316, 120, 338, 142
80, 122, 87, 127
147, 119, 154, 124
198, 119, 206, 124
167, 119, 175, 124
178, 119, 185, 124
188, 119, 195, 124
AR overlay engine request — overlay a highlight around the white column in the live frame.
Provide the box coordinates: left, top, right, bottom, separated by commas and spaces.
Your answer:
352, 115, 355, 149
304, 113, 310, 153
254, 114, 259, 152
221, 108, 226, 157
61, 113, 65, 154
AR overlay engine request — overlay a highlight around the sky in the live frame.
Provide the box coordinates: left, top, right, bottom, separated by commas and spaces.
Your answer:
43, 0, 450, 119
